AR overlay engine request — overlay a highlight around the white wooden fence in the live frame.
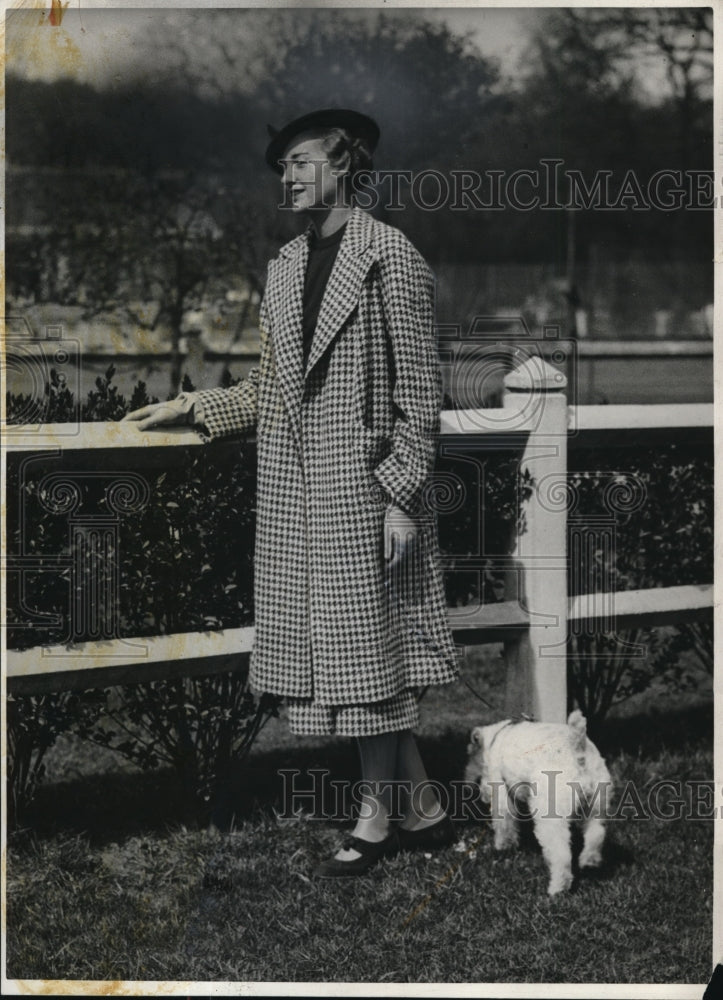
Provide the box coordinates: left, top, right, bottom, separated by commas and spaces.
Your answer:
6, 357, 713, 722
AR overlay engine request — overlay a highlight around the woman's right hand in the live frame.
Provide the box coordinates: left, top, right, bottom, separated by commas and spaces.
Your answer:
384, 504, 419, 569
122, 396, 194, 431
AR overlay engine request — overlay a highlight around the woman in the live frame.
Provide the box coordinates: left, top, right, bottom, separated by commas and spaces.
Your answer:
125, 108, 460, 876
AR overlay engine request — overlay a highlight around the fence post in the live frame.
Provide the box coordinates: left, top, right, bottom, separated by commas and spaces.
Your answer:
502, 356, 568, 723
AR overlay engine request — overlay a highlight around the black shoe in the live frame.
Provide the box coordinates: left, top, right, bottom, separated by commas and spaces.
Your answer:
313, 830, 399, 878
397, 814, 456, 852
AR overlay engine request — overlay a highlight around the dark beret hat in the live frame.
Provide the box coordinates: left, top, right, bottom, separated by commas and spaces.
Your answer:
265, 108, 380, 174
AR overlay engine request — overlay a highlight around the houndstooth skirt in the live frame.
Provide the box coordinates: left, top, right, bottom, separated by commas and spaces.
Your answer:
285, 689, 420, 736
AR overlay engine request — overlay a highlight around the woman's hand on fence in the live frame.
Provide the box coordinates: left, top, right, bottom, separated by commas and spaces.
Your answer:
122, 396, 195, 431
384, 504, 419, 568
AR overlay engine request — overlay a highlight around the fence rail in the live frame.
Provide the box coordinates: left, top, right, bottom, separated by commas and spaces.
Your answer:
5, 404, 713, 455
5, 359, 713, 720
8, 583, 713, 698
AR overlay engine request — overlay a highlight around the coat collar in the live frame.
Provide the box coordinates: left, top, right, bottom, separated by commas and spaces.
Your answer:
276, 205, 375, 259
305, 207, 377, 373
268, 207, 378, 452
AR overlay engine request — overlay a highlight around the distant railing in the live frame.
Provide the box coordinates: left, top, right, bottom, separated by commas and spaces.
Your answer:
15, 338, 711, 364
6, 357, 713, 722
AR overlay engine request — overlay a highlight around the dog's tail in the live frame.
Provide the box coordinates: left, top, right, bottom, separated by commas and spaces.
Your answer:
567, 709, 588, 758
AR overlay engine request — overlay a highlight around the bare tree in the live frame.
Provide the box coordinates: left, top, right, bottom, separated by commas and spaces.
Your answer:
33, 170, 255, 397
529, 8, 712, 163
131, 8, 499, 170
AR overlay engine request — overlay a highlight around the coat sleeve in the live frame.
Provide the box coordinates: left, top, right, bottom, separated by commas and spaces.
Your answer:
180, 295, 271, 441
372, 239, 442, 516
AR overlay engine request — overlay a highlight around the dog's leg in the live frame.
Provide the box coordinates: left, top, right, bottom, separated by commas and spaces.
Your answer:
492, 787, 520, 850
532, 814, 573, 895
579, 816, 606, 869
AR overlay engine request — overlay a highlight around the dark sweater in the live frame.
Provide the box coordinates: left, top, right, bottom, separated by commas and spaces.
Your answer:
302, 222, 347, 368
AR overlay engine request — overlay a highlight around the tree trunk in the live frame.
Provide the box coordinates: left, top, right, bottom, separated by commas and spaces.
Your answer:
169, 322, 184, 398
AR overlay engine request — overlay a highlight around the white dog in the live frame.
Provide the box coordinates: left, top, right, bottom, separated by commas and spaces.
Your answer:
464, 710, 612, 895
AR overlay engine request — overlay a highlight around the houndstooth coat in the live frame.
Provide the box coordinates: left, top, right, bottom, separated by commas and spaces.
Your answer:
190, 207, 459, 704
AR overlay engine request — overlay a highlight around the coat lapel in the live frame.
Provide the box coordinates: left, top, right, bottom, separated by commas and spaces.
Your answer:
266, 231, 309, 452
265, 209, 377, 447
304, 208, 377, 377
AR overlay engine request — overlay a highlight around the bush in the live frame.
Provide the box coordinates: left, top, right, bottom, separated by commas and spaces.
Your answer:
8, 690, 106, 829
91, 680, 280, 826
567, 444, 713, 726
436, 452, 533, 607
7, 363, 149, 425
6, 369, 257, 650
6, 368, 267, 821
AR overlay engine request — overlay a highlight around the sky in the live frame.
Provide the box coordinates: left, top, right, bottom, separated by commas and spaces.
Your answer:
5, 3, 540, 89
4, 1, 705, 109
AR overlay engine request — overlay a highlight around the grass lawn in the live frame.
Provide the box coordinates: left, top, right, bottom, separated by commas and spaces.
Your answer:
6, 646, 714, 987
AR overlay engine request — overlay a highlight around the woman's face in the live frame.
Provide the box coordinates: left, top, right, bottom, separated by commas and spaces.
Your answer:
280, 131, 346, 213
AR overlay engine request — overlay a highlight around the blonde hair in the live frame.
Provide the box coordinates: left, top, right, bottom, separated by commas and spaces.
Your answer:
320, 127, 374, 181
